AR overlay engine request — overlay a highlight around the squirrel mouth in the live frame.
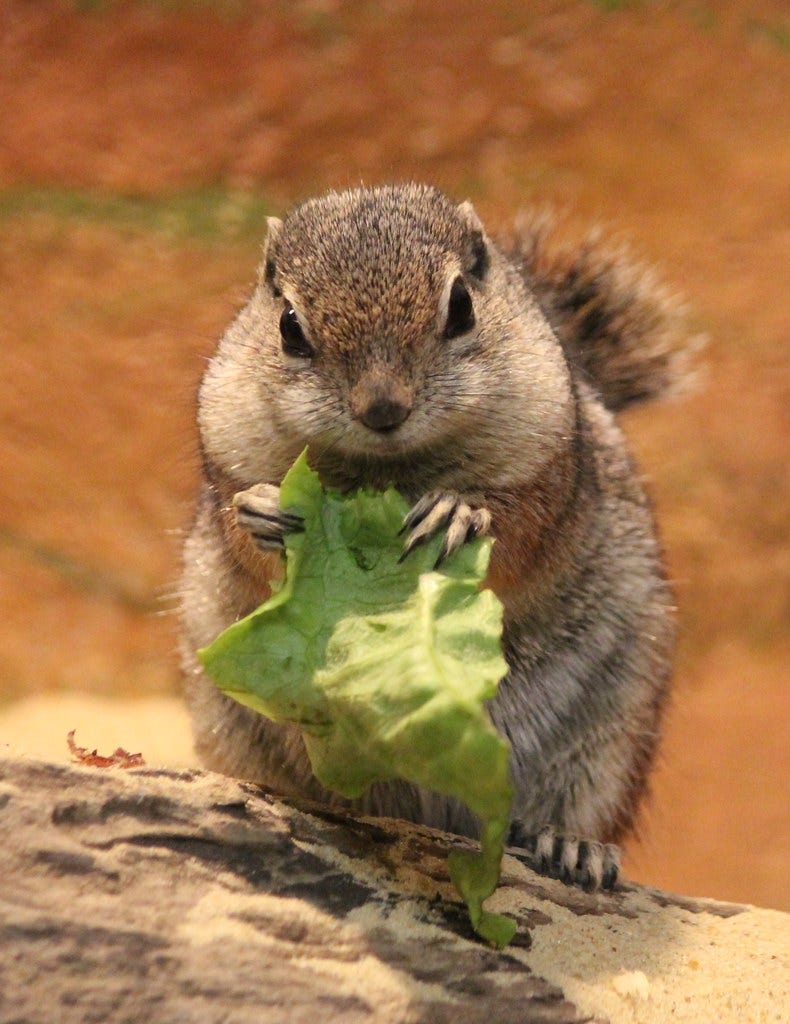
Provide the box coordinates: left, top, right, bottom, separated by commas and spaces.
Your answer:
308, 428, 452, 496
353, 422, 423, 458
318, 418, 418, 459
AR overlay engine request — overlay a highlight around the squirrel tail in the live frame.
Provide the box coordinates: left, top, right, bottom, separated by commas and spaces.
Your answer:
508, 211, 704, 412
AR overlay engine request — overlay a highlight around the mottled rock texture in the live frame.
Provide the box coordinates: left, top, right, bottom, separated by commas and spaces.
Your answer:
0, 757, 786, 1024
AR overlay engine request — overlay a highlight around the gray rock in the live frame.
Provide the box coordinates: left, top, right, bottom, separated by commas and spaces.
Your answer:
0, 758, 785, 1024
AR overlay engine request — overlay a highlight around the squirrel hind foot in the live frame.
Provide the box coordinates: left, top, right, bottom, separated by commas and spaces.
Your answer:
509, 821, 621, 892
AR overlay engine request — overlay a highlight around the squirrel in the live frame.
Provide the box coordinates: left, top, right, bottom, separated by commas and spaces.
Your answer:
180, 183, 694, 891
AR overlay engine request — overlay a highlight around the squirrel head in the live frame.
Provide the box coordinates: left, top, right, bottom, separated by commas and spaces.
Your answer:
200, 184, 573, 491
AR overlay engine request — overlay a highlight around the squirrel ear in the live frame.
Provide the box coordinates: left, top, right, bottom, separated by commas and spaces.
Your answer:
457, 200, 483, 232
258, 216, 284, 291
457, 200, 490, 281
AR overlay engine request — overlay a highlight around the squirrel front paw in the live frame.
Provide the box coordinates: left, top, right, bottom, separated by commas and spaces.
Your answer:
509, 822, 621, 892
233, 484, 303, 552
399, 490, 491, 568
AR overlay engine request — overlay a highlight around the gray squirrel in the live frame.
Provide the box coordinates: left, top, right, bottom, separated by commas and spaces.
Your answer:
180, 184, 693, 890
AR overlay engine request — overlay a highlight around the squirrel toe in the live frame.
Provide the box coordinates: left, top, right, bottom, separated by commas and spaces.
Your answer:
510, 823, 621, 892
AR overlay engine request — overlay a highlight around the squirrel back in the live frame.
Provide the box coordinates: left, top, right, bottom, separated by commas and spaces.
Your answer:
509, 211, 702, 411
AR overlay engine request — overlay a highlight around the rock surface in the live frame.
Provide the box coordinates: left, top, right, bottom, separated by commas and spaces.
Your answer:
0, 756, 786, 1024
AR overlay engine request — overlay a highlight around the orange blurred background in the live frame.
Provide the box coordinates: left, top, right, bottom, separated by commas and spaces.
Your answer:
0, 0, 787, 910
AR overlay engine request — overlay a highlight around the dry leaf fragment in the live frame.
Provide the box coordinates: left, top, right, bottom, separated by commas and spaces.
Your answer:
67, 729, 145, 769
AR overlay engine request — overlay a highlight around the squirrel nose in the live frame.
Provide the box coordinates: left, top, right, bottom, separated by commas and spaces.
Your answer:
359, 397, 412, 433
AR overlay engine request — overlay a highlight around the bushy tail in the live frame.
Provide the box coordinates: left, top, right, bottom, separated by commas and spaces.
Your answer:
507, 211, 704, 412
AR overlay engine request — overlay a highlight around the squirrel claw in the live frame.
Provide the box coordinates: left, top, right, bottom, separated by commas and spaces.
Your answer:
400, 491, 490, 566
233, 484, 304, 551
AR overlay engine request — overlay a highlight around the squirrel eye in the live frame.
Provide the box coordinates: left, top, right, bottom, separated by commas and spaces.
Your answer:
443, 276, 475, 340
280, 305, 314, 358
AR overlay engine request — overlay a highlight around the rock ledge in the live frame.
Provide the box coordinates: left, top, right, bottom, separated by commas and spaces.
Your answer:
0, 757, 786, 1023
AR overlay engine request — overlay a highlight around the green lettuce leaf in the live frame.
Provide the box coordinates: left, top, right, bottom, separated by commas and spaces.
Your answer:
199, 451, 515, 946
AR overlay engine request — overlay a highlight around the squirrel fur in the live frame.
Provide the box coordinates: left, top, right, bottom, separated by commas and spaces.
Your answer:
180, 184, 691, 889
